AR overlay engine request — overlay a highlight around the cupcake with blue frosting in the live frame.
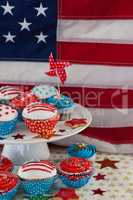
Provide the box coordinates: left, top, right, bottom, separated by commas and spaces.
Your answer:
67, 144, 96, 161
46, 95, 75, 121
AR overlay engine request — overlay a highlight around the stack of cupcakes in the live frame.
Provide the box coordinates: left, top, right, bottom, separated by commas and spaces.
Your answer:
67, 143, 96, 161
17, 160, 57, 196
0, 172, 19, 200
58, 157, 93, 188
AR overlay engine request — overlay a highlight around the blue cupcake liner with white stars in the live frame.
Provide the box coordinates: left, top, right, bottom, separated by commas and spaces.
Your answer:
0, 117, 18, 139
67, 144, 96, 160
60, 175, 91, 188
0, 183, 19, 200
22, 176, 56, 195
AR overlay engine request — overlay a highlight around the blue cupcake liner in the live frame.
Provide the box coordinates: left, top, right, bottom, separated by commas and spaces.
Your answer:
67, 144, 96, 160
22, 176, 56, 195
0, 118, 18, 139
60, 175, 91, 188
0, 183, 19, 200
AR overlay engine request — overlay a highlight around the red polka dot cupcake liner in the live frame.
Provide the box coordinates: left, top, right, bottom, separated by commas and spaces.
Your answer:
24, 114, 60, 139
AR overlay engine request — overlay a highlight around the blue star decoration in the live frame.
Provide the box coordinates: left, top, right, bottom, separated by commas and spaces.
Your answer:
0, 0, 57, 61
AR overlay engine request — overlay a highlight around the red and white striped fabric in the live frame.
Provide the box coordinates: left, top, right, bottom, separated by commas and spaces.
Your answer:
1, 0, 133, 153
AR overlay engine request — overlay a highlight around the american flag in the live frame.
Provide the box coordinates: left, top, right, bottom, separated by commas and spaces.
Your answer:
0, 0, 133, 153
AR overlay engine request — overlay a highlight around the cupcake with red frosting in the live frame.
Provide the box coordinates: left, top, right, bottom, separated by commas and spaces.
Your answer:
58, 157, 93, 188
0, 104, 18, 139
0, 172, 19, 200
22, 102, 60, 139
0, 156, 13, 172
10, 92, 39, 121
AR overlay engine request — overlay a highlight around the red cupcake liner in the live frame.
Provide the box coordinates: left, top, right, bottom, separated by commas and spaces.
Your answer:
24, 113, 60, 139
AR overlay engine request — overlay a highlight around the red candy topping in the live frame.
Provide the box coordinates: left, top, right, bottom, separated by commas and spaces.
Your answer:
10, 93, 39, 109
0, 156, 13, 172
60, 157, 92, 173
0, 172, 19, 193
55, 188, 79, 200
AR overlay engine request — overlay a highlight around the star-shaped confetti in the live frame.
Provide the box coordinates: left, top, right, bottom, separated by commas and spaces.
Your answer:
59, 129, 66, 133
1, 1, 15, 16
94, 173, 106, 181
54, 188, 79, 200
96, 158, 119, 169
92, 188, 106, 196
12, 133, 25, 140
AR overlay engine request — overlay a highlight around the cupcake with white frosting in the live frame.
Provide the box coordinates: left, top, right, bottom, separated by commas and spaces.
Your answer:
22, 102, 60, 139
0, 104, 18, 139
0, 86, 22, 104
17, 160, 57, 195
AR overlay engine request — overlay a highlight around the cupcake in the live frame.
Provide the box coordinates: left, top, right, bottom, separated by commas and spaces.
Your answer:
58, 157, 93, 188
0, 86, 22, 105
0, 156, 13, 172
0, 172, 19, 200
46, 95, 75, 121
0, 104, 18, 139
53, 188, 79, 200
17, 160, 57, 195
31, 85, 58, 102
9, 93, 39, 121
22, 102, 60, 139
67, 144, 96, 161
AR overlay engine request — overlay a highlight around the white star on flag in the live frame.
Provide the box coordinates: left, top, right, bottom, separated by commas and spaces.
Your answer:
35, 32, 48, 43
1, 1, 15, 16
3, 32, 16, 43
34, 3, 48, 17
18, 18, 32, 31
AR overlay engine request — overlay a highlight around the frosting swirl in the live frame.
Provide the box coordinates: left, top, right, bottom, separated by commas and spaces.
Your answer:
0, 172, 19, 193
68, 144, 96, 159
59, 157, 92, 174
0, 156, 13, 172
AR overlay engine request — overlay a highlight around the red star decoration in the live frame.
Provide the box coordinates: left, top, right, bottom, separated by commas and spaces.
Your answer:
96, 158, 119, 169
55, 188, 79, 200
46, 53, 71, 85
12, 133, 25, 140
92, 188, 106, 196
94, 173, 106, 181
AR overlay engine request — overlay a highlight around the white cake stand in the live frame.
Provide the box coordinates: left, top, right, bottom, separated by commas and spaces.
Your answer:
1, 104, 92, 165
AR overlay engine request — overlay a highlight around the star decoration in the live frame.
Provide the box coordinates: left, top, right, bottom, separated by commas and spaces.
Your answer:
96, 158, 119, 169
92, 188, 106, 196
46, 53, 71, 85
3, 32, 16, 43
18, 18, 32, 31
94, 173, 106, 181
54, 188, 79, 200
12, 133, 25, 140
35, 32, 48, 43
34, 3, 48, 17
1, 1, 15, 16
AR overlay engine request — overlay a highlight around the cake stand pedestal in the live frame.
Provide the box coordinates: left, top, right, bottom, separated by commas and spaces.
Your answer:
1, 104, 92, 165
